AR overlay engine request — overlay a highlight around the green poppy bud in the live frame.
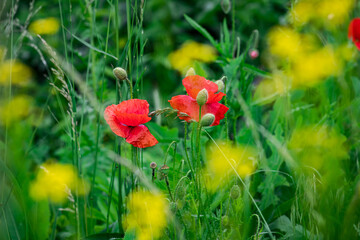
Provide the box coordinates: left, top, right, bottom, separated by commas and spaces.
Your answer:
113, 67, 127, 81
200, 113, 215, 127
185, 67, 196, 77
196, 88, 209, 106
221, 0, 231, 14
215, 79, 225, 92
230, 184, 241, 199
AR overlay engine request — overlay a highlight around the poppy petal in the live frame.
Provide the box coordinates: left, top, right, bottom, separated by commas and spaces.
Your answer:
202, 102, 229, 126
349, 18, 360, 50
114, 99, 152, 126
126, 125, 158, 148
183, 75, 225, 103
104, 105, 132, 138
169, 95, 200, 122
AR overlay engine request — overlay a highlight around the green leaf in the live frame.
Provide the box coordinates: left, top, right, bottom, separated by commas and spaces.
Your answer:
66, 28, 118, 60
243, 64, 270, 78
184, 15, 219, 50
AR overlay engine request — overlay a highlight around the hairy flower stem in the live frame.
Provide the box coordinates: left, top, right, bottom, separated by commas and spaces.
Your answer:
165, 176, 174, 201
126, 77, 133, 99
196, 106, 203, 226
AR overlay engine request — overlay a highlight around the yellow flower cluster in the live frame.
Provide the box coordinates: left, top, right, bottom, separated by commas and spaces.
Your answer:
290, 0, 355, 28
288, 125, 348, 170
0, 95, 33, 124
0, 60, 32, 86
168, 41, 217, 73
29, 161, 89, 203
255, 26, 348, 104
124, 191, 168, 240
204, 142, 257, 191
29, 17, 60, 35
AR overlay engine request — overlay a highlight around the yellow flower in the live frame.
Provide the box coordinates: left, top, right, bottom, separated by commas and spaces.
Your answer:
29, 17, 60, 35
124, 191, 168, 240
168, 41, 217, 73
29, 161, 89, 203
289, 0, 354, 28
289, 0, 314, 26
0, 60, 32, 86
317, 0, 354, 28
0, 95, 33, 124
291, 46, 341, 88
336, 44, 357, 62
267, 27, 302, 60
288, 125, 348, 170
204, 141, 257, 191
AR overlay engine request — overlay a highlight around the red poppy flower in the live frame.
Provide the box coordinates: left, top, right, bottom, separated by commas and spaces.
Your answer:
169, 75, 229, 126
104, 99, 158, 148
349, 18, 360, 50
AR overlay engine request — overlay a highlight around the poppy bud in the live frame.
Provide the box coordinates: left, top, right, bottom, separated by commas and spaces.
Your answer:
221, 0, 231, 14
150, 162, 157, 169
249, 49, 259, 59
221, 215, 230, 228
196, 88, 209, 106
113, 67, 127, 81
200, 113, 215, 127
230, 184, 241, 199
215, 79, 225, 92
185, 67, 196, 77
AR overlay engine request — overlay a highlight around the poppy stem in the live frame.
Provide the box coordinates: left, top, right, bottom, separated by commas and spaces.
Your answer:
125, 77, 133, 99
165, 176, 174, 202
196, 106, 203, 225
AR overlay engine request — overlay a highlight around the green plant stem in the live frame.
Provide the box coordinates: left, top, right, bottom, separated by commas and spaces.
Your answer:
196, 106, 203, 229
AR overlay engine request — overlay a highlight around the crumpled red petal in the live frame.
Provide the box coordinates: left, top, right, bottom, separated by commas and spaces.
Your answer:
126, 125, 158, 148
183, 75, 225, 103
104, 105, 132, 138
169, 95, 199, 122
116, 99, 151, 126
349, 18, 360, 50
169, 95, 229, 126
202, 102, 229, 126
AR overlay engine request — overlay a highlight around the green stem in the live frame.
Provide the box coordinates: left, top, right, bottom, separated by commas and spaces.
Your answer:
196, 106, 203, 230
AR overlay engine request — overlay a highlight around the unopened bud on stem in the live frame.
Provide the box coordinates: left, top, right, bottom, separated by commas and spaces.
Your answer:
196, 88, 208, 106
185, 67, 196, 77
249, 49, 259, 59
221, 0, 231, 14
215, 79, 225, 92
113, 67, 127, 81
200, 113, 215, 127
230, 185, 241, 199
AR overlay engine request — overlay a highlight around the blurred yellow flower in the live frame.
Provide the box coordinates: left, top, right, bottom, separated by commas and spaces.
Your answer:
288, 125, 348, 170
124, 191, 168, 240
204, 141, 257, 191
0, 60, 32, 86
317, 0, 354, 28
168, 41, 217, 73
291, 46, 341, 88
336, 44, 357, 62
289, 0, 354, 28
29, 17, 60, 35
267, 27, 302, 60
0, 95, 33, 124
29, 161, 89, 203
289, 0, 314, 26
